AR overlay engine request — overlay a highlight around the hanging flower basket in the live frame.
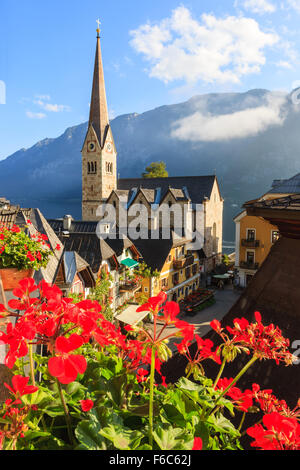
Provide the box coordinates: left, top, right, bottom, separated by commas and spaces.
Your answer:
0, 267, 34, 291
0, 222, 55, 290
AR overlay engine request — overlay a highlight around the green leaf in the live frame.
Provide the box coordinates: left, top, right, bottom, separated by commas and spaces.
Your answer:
99, 424, 143, 450
128, 402, 159, 417
106, 374, 127, 407
75, 418, 106, 450
207, 414, 240, 437
194, 422, 210, 450
43, 406, 65, 417
176, 377, 204, 392
153, 424, 193, 450
21, 388, 53, 406
162, 404, 186, 427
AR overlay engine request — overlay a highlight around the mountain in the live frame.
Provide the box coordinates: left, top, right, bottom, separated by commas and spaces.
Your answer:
1, 88, 300, 245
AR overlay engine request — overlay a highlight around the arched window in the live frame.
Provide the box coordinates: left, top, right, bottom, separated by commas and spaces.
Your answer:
94, 162, 97, 173
87, 162, 90, 173
106, 162, 113, 174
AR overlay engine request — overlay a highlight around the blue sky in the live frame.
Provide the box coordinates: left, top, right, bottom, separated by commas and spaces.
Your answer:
1, 0, 300, 159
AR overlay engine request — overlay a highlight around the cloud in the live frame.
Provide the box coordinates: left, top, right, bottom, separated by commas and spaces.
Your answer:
238, 0, 276, 14
34, 94, 51, 101
0, 80, 6, 104
34, 99, 70, 112
276, 60, 293, 69
130, 6, 279, 85
26, 111, 46, 119
171, 92, 288, 142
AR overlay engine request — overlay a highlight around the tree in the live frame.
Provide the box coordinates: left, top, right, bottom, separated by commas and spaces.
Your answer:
142, 161, 168, 178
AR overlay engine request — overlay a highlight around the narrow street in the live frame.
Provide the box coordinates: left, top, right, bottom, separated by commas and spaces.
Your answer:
144, 285, 242, 352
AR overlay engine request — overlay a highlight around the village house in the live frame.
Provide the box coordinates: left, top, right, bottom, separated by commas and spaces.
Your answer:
48, 216, 142, 312
234, 172, 300, 287
0, 205, 95, 296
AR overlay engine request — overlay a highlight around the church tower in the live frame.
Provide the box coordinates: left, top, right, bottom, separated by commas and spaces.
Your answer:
82, 22, 117, 221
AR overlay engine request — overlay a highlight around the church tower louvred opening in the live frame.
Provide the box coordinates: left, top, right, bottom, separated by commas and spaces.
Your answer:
81, 21, 117, 221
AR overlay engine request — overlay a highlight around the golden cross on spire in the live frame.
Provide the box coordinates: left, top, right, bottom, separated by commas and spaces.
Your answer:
96, 19, 101, 34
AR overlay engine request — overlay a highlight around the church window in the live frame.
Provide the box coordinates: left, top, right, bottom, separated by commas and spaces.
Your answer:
106, 162, 113, 174
88, 162, 97, 174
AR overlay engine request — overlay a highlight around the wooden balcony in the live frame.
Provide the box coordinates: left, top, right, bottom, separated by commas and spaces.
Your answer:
173, 258, 185, 269
240, 261, 259, 270
173, 254, 194, 270
119, 281, 141, 293
241, 239, 260, 248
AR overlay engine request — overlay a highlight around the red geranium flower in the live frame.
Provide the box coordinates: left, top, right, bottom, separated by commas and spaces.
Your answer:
4, 375, 38, 404
80, 399, 94, 412
136, 368, 149, 383
247, 412, 300, 450
48, 334, 87, 384
192, 437, 203, 450
136, 291, 167, 314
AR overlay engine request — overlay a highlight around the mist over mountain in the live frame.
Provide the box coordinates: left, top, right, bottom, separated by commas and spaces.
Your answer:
1, 88, 300, 244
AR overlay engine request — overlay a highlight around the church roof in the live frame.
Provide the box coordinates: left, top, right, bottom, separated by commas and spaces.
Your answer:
88, 31, 110, 148
118, 175, 217, 204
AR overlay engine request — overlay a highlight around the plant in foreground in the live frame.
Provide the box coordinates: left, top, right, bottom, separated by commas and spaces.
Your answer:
0, 279, 298, 451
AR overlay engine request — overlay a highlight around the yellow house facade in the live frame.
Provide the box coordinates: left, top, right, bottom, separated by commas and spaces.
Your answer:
137, 241, 204, 303
234, 210, 279, 287
234, 173, 300, 286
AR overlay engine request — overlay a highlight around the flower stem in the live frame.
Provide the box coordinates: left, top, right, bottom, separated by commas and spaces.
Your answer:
207, 355, 258, 418
148, 346, 156, 448
213, 356, 227, 389
28, 343, 35, 386
238, 412, 246, 431
56, 379, 74, 446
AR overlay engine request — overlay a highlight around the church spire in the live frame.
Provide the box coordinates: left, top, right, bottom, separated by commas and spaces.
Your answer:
88, 20, 110, 148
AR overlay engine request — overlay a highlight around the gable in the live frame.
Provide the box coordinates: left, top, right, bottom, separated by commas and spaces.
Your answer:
81, 124, 100, 153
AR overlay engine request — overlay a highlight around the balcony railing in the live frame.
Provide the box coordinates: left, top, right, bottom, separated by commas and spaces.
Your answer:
173, 254, 194, 270
240, 261, 259, 270
241, 239, 260, 248
119, 281, 141, 292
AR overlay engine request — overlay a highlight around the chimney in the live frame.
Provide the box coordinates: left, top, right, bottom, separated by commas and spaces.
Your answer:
63, 215, 73, 231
